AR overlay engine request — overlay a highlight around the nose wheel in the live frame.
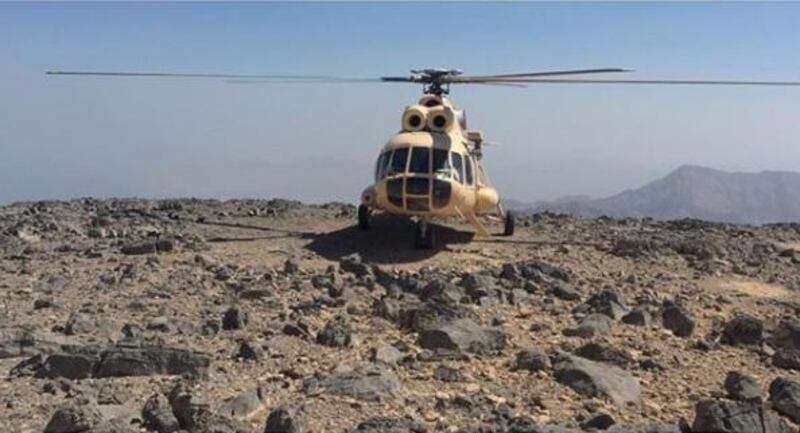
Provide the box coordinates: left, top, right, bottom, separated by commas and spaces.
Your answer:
358, 204, 370, 230
414, 220, 436, 249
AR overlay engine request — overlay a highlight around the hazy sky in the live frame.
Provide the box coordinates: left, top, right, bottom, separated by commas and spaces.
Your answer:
2, 2, 800, 205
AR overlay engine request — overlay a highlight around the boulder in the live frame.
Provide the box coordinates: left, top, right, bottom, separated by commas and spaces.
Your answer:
772, 320, 800, 350
768, 377, 800, 424
44, 404, 103, 433
661, 302, 694, 338
564, 314, 613, 338
552, 352, 642, 408
574, 342, 635, 368
222, 306, 248, 330
773, 348, 800, 371
370, 343, 404, 366
513, 348, 551, 372
142, 393, 180, 433
692, 399, 793, 433
18, 344, 210, 379
347, 417, 427, 433
724, 371, 761, 402
316, 316, 353, 348
622, 307, 652, 327
582, 289, 629, 320
264, 406, 307, 433
219, 386, 266, 420
721, 315, 764, 346
417, 318, 506, 354
314, 366, 402, 402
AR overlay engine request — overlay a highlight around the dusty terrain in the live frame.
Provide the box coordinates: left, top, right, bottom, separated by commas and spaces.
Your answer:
1, 198, 800, 433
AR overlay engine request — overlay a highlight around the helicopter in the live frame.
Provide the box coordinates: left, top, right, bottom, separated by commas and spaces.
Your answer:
47, 67, 800, 248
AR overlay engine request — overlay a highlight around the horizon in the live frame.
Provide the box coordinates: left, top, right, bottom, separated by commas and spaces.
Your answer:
2, 3, 800, 205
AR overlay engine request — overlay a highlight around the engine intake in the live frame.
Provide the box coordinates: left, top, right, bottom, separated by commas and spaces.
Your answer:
426, 106, 455, 132
401, 105, 428, 132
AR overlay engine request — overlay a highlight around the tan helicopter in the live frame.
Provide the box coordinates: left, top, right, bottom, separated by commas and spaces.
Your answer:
47, 66, 800, 248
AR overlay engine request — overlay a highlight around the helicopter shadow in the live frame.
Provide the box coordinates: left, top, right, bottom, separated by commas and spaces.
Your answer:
304, 214, 475, 264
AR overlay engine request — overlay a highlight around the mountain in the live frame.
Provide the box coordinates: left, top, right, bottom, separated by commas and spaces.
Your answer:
512, 165, 800, 224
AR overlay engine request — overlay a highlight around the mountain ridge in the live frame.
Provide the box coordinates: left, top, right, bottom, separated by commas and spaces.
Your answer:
510, 165, 800, 224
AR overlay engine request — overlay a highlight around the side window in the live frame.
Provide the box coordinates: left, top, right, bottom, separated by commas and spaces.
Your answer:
388, 148, 409, 176
464, 155, 474, 185
375, 151, 392, 180
408, 147, 431, 174
451, 152, 464, 184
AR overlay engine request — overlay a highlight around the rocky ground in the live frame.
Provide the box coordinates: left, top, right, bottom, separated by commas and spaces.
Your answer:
1, 198, 800, 433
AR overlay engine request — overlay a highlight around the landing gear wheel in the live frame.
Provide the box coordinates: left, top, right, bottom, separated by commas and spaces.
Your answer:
503, 210, 516, 236
414, 220, 435, 249
358, 204, 370, 230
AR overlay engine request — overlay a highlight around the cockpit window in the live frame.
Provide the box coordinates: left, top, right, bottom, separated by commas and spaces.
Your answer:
375, 151, 392, 180
451, 152, 464, 184
408, 147, 430, 174
388, 147, 409, 176
464, 155, 474, 185
433, 149, 450, 177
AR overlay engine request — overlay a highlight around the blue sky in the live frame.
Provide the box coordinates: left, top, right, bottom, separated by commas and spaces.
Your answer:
2, 2, 799, 204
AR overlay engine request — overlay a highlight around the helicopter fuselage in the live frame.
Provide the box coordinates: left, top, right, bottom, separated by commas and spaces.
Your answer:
360, 96, 500, 224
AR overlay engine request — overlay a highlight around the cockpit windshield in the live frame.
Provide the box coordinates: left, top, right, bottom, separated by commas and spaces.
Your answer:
408, 147, 430, 174
388, 148, 408, 176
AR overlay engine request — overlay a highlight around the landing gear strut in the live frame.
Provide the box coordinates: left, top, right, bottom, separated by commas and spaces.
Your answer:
358, 204, 370, 230
503, 210, 516, 236
414, 219, 436, 249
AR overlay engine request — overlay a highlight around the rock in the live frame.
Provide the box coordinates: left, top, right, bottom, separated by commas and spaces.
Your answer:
20, 344, 210, 379
417, 318, 506, 354
44, 404, 103, 433
771, 320, 800, 350
0, 327, 65, 358
142, 393, 180, 433
691, 399, 794, 433
64, 312, 98, 335
513, 348, 551, 372
580, 412, 615, 430
773, 348, 800, 371
574, 342, 635, 368
370, 343, 403, 366
222, 306, 248, 330
552, 283, 582, 301
564, 314, 613, 338
168, 382, 249, 433
583, 289, 629, 320
147, 316, 173, 332
94, 346, 210, 378
314, 366, 401, 402
284, 258, 300, 274
661, 302, 694, 338
347, 416, 427, 433
264, 406, 307, 433
121, 240, 156, 255
721, 315, 764, 346
724, 371, 761, 401
340, 253, 372, 277
316, 316, 353, 348
552, 352, 642, 409
235, 339, 263, 361
768, 377, 800, 424
219, 386, 266, 420
433, 364, 465, 382
621, 307, 652, 327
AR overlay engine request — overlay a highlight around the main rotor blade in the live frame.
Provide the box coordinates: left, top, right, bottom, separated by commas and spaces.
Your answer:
478, 78, 800, 86
225, 78, 383, 84
46, 71, 352, 80
455, 68, 631, 82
